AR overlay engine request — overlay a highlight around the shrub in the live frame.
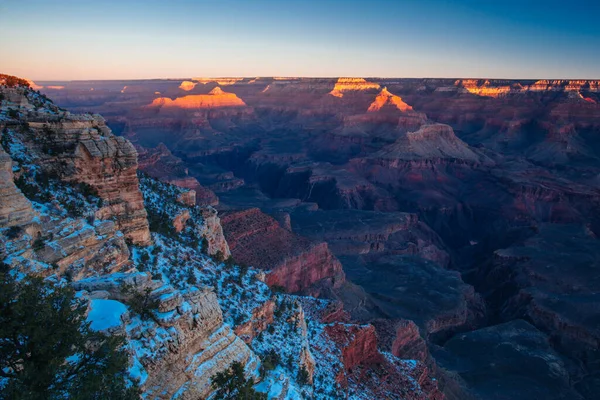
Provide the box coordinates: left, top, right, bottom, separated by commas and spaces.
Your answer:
151, 272, 163, 281
121, 285, 159, 321
5, 226, 22, 239
212, 250, 225, 263
260, 349, 280, 376
224, 256, 235, 269
187, 270, 197, 285
7, 108, 19, 119
139, 250, 150, 264
270, 285, 286, 294
298, 366, 310, 386
201, 237, 209, 254
210, 361, 266, 400
32, 236, 46, 252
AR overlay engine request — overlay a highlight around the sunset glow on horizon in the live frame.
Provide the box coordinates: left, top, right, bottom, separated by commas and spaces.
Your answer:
1, 0, 599, 80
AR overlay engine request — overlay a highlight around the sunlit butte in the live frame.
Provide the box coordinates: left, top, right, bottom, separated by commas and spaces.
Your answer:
150, 87, 246, 109
1, 0, 599, 80
367, 88, 413, 112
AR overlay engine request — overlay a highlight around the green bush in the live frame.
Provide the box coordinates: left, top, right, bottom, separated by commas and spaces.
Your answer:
297, 366, 310, 386
121, 285, 159, 321
32, 236, 46, 252
210, 361, 266, 400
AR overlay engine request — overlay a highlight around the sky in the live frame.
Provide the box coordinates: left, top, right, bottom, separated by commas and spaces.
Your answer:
1, 0, 599, 80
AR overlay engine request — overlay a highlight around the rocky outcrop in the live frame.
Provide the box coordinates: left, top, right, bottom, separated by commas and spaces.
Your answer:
0, 146, 35, 228
221, 208, 345, 294
368, 87, 413, 112
198, 206, 230, 257
367, 123, 481, 162
172, 210, 191, 233
329, 78, 381, 98
77, 274, 260, 400
325, 323, 382, 377
483, 224, 600, 380
179, 81, 197, 91
234, 299, 275, 343
337, 254, 485, 338
13, 106, 152, 245
433, 320, 583, 400
324, 321, 443, 399
150, 87, 246, 109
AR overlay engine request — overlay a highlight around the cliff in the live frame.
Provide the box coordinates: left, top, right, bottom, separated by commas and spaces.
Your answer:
329, 78, 381, 98
0, 85, 151, 245
220, 208, 345, 294
0, 146, 35, 228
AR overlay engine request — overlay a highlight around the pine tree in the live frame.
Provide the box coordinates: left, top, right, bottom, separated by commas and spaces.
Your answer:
0, 272, 139, 400
210, 361, 266, 400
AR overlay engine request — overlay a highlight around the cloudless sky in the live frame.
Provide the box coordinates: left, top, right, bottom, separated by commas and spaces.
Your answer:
1, 0, 599, 80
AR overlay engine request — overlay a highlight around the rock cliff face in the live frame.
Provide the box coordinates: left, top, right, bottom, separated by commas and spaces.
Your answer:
329, 78, 381, 98
198, 206, 231, 257
74, 274, 260, 399
0, 146, 35, 228
221, 208, 344, 294
0, 86, 151, 245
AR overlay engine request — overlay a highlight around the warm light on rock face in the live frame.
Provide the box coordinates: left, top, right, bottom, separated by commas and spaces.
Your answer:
25, 79, 43, 90
457, 79, 511, 98
192, 77, 243, 85
179, 81, 197, 91
46, 85, 65, 90
150, 86, 246, 109
367, 87, 413, 112
454, 79, 600, 97
329, 77, 381, 98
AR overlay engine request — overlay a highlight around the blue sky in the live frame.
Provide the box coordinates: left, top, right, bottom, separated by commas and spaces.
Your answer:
0, 0, 599, 80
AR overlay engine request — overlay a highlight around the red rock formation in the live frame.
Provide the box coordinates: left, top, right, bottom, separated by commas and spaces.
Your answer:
325, 323, 382, 375
368, 87, 413, 112
329, 78, 381, 98
234, 300, 275, 343
324, 322, 444, 399
220, 208, 345, 294
178, 80, 197, 91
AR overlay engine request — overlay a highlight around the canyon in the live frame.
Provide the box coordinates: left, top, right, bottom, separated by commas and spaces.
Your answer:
2, 74, 599, 399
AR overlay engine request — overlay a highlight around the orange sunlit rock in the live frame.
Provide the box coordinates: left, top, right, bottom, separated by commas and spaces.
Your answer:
149, 86, 246, 109
367, 87, 413, 112
25, 79, 43, 90
329, 78, 381, 98
46, 85, 65, 90
179, 81, 197, 91
457, 79, 510, 97
192, 77, 243, 86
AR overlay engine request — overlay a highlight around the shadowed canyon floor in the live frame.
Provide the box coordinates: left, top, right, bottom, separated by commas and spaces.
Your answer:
33, 77, 600, 399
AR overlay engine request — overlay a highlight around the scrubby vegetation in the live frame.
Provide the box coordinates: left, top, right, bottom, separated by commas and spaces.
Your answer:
211, 361, 266, 400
